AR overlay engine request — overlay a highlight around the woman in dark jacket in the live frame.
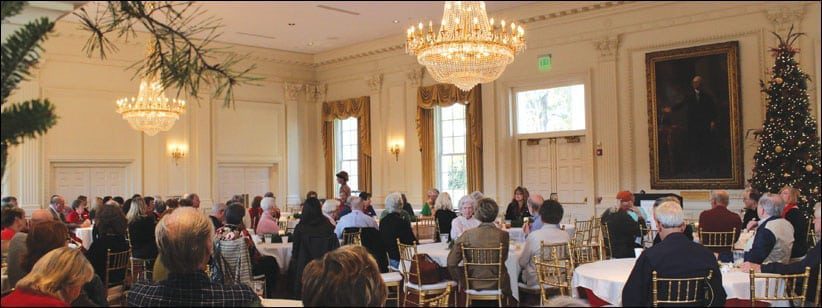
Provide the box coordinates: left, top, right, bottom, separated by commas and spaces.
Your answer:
126, 196, 158, 260
380, 193, 417, 269
504, 186, 530, 227
87, 202, 130, 285
289, 197, 339, 298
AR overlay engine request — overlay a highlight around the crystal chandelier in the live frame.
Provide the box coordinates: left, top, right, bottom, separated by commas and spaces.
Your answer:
406, 1, 526, 91
115, 14, 185, 136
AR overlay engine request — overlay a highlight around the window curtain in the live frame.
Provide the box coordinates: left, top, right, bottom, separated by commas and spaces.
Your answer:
416, 84, 483, 198
321, 96, 371, 197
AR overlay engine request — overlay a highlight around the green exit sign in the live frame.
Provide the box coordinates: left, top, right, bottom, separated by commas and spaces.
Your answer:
538, 54, 552, 72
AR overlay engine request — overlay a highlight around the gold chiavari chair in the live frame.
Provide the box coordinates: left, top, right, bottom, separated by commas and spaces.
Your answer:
815, 269, 820, 307
381, 270, 403, 307
419, 284, 452, 307
570, 240, 603, 266
534, 256, 573, 305
699, 228, 736, 251
639, 224, 659, 248
277, 219, 289, 234
415, 216, 437, 244
807, 223, 817, 249
600, 222, 613, 260
590, 217, 602, 246
651, 270, 713, 307
397, 240, 456, 307
105, 249, 131, 307
573, 219, 593, 245
749, 267, 811, 307
538, 241, 573, 265
461, 243, 505, 307
129, 257, 153, 282
342, 229, 362, 246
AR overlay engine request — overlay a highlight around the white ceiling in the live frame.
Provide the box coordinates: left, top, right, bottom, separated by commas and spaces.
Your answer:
73, 1, 536, 54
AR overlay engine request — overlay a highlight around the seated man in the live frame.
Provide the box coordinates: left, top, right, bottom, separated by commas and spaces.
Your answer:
622, 201, 726, 307
742, 193, 794, 266
522, 194, 544, 235
698, 190, 741, 253
518, 199, 569, 287
652, 197, 694, 244
127, 207, 259, 306
602, 191, 643, 258
334, 197, 378, 239
756, 203, 821, 306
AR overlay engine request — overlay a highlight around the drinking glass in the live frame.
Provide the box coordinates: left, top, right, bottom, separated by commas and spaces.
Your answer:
253, 281, 265, 297
282, 235, 289, 244
440, 234, 449, 244
264, 234, 272, 243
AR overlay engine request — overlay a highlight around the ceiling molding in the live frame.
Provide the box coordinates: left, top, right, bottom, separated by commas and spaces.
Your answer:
516, 1, 631, 25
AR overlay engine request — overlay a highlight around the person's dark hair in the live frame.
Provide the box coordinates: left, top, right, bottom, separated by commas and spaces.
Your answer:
22, 221, 68, 272
539, 200, 564, 224
306, 191, 318, 200
301, 198, 325, 225
475, 198, 499, 223
264, 192, 275, 198
179, 198, 194, 207
301, 245, 387, 307
1, 207, 24, 228
77, 195, 88, 202
401, 193, 409, 205
336, 171, 349, 182
359, 191, 371, 201
71, 199, 85, 210
122, 198, 132, 214
166, 198, 179, 209
95, 202, 128, 236
145, 196, 154, 205
102, 196, 112, 204
1, 196, 17, 203
113, 196, 124, 205
251, 196, 263, 209
155, 199, 167, 214
748, 188, 763, 203
224, 203, 246, 225
511, 186, 530, 205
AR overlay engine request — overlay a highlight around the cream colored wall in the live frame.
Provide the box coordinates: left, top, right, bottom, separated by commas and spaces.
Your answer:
3, 2, 820, 220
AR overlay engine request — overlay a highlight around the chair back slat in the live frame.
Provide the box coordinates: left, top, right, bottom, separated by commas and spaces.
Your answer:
749, 267, 811, 306
415, 216, 437, 241
460, 243, 504, 291
419, 284, 451, 307
652, 270, 713, 307
699, 228, 736, 250
343, 229, 362, 246
397, 240, 419, 282
534, 255, 573, 304
600, 222, 613, 260
105, 249, 131, 288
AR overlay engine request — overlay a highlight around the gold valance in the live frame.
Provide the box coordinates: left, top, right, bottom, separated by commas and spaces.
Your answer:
321, 96, 372, 197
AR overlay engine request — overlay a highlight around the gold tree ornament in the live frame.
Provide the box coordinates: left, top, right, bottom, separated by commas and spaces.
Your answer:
773, 77, 783, 84
775, 145, 783, 153
806, 164, 814, 172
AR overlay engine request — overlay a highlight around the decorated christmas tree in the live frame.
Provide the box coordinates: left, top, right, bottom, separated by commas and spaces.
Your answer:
750, 27, 821, 217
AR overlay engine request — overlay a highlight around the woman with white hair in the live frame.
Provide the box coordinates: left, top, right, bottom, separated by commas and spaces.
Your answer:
322, 199, 339, 226
742, 193, 795, 266
434, 192, 457, 242
255, 197, 281, 235
450, 195, 481, 240
379, 192, 416, 269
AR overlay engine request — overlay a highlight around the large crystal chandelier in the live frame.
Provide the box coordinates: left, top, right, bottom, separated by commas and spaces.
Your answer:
115, 10, 185, 136
406, 1, 526, 91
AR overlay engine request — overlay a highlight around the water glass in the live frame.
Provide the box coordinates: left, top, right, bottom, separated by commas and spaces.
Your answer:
282, 235, 289, 244
252, 281, 265, 297
634, 248, 644, 259
440, 234, 449, 243
264, 233, 272, 243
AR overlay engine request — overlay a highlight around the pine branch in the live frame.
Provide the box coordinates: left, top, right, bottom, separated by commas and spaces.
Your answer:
0, 16, 55, 104
75, 1, 259, 107
0, 99, 57, 146
1, 1, 24, 22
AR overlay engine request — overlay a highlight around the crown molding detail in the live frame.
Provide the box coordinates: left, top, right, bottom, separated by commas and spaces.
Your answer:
765, 5, 806, 32
365, 74, 384, 93
283, 82, 305, 101
594, 35, 620, 62
405, 66, 425, 86
516, 1, 629, 25
305, 83, 327, 103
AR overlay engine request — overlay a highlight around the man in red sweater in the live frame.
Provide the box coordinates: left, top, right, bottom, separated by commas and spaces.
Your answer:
698, 190, 741, 253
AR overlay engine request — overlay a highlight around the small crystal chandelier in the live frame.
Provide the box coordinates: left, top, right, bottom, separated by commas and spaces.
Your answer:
406, 1, 526, 91
115, 4, 185, 136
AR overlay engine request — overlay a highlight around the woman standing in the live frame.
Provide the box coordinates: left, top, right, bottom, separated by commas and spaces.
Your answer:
336, 171, 352, 203
504, 186, 530, 227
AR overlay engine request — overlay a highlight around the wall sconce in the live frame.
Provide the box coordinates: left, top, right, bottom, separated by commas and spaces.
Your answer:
389, 143, 400, 161
170, 145, 186, 165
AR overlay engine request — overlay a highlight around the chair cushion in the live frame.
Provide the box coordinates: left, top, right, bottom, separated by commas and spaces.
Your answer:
465, 289, 502, 296
381, 272, 403, 283
405, 280, 457, 291
418, 239, 436, 244
517, 282, 552, 291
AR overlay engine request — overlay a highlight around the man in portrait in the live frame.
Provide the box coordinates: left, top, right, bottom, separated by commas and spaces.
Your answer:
662, 75, 719, 177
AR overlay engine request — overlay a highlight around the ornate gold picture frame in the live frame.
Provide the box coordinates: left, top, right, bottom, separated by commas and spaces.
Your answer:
646, 41, 743, 189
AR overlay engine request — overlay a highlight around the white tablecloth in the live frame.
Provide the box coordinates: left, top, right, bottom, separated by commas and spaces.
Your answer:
252, 235, 293, 272
74, 227, 94, 250
571, 258, 786, 306
505, 224, 575, 242
416, 241, 524, 301
261, 298, 303, 307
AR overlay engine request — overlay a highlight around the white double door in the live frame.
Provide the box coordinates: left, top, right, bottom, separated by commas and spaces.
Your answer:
217, 166, 272, 204
520, 137, 590, 205
53, 167, 127, 203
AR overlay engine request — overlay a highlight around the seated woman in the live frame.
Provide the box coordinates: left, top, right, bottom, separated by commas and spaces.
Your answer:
420, 189, 438, 217
379, 192, 416, 269
504, 186, 530, 227
433, 192, 457, 242
289, 198, 339, 297
9, 221, 106, 306
450, 195, 481, 240
447, 198, 512, 297
301, 245, 387, 307
66, 198, 90, 225
255, 197, 281, 235
86, 202, 130, 286
2, 247, 95, 307
215, 203, 279, 297
1, 207, 25, 241
127, 196, 158, 263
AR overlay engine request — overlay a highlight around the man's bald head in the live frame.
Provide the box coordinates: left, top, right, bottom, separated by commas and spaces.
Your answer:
692, 76, 703, 90
31, 209, 54, 224
528, 194, 545, 212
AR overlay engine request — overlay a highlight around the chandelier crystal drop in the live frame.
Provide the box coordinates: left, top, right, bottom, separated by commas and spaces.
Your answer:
406, 1, 526, 91
115, 72, 186, 136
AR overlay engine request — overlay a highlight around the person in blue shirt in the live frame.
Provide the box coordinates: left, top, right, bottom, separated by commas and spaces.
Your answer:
334, 197, 378, 238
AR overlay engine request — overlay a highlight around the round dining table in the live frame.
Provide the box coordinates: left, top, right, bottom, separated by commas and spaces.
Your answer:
252, 234, 293, 272
571, 258, 787, 306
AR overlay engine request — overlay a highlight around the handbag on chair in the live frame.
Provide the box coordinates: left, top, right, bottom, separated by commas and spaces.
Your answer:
409, 253, 442, 285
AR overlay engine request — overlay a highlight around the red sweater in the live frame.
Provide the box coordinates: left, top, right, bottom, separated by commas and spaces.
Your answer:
1, 289, 69, 307
698, 206, 742, 252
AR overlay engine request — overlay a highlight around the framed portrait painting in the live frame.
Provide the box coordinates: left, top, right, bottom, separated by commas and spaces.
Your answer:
646, 41, 743, 189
